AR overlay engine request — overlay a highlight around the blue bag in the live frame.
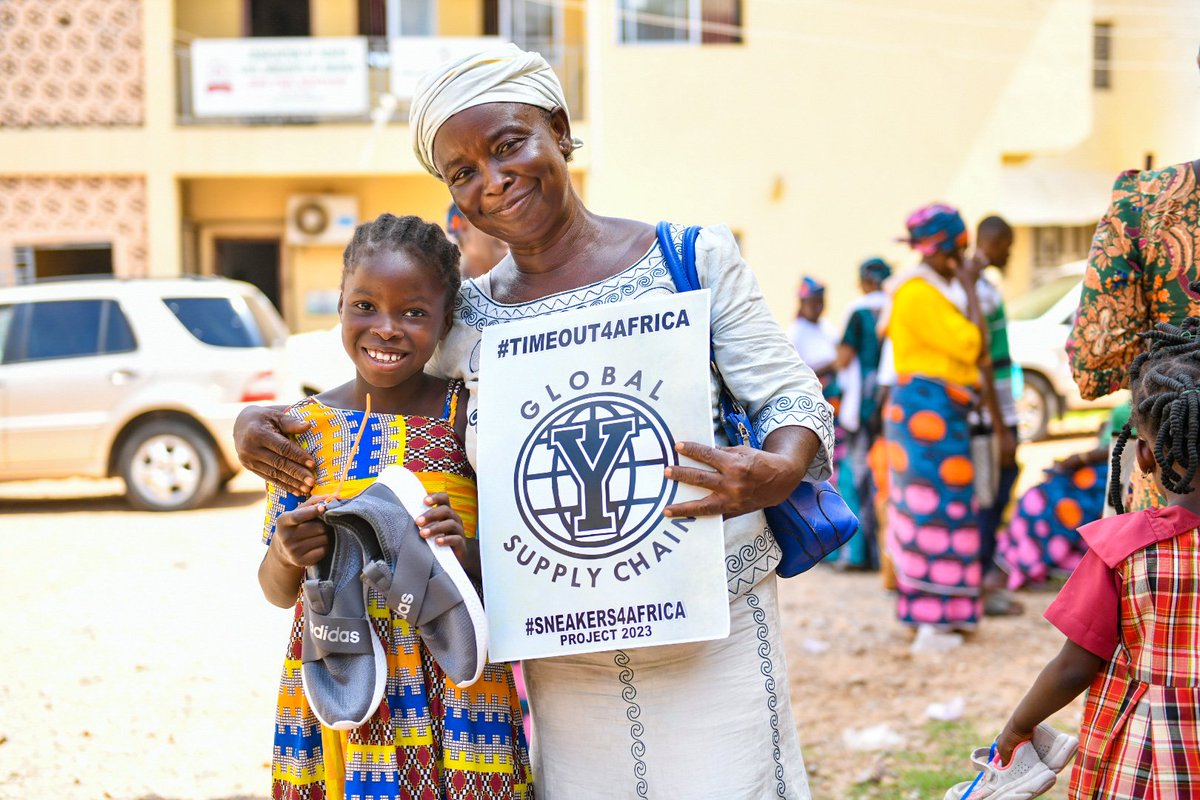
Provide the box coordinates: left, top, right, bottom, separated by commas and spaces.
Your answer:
655, 222, 859, 577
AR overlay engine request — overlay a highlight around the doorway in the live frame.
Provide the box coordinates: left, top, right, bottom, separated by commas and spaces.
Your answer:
215, 239, 282, 312
247, 0, 310, 36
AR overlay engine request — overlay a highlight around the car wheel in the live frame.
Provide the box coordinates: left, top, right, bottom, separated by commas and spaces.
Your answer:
118, 420, 220, 511
1017, 372, 1056, 442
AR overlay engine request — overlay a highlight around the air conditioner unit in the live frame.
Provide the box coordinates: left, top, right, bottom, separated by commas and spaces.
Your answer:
285, 195, 359, 246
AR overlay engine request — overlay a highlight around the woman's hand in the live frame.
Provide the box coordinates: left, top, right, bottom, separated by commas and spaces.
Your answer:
416, 492, 480, 580
234, 405, 316, 495
663, 427, 820, 519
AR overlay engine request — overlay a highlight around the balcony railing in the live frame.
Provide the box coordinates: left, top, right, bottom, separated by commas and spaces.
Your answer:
174, 37, 584, 126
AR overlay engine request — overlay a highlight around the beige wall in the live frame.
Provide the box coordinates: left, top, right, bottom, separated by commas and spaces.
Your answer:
585, 0, 1095, 324
1065, 0, 1200, 173
1000, 0, 1200, 242
3, 0, 1197, 329
439, 0, 484, 36
0, 177, 148, 285
185, 176, 456, 329
176, 0, 358, 38
177, 0, 485, 38
175, 0, 240, 38
0, 0, 144, 128
183, 169, 586, 331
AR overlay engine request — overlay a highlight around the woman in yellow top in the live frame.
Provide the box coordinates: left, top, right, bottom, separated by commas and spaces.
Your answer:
884, 203, 987, 631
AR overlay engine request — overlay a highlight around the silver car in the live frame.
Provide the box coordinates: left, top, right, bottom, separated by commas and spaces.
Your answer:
0, 277, 297, 510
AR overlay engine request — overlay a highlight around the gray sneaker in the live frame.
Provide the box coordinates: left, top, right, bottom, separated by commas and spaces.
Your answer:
324, 466, 488, 688
299, 526, 387, 730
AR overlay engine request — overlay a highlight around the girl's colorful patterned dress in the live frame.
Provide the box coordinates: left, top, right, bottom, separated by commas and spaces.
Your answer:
262, 383, 532, 800
1045, 506, 1200, 799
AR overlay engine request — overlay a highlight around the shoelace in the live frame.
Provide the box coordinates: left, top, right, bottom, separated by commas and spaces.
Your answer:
324, 392, 371, 502
959, 741, 997, 800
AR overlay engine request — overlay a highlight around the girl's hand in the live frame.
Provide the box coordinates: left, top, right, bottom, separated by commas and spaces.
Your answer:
234, 405, 316, 495
995, 724, 1033, 767
663, 440, 808, 520
272, 497, 332, 568
416, 492, 469, 563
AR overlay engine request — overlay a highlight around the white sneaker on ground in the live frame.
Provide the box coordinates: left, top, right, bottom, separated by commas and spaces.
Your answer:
944, 741, 1056, 800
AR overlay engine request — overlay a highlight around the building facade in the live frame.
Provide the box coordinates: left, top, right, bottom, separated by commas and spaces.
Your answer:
0, 0, 1196, 329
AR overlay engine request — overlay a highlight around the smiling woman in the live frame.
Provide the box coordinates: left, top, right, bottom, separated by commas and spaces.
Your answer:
235, 43, 834, 800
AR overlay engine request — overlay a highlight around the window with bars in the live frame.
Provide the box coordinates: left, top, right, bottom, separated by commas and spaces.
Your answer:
1093, 21, 1112, 90
1032, 224, 1097, 270
618, 0, 742, 45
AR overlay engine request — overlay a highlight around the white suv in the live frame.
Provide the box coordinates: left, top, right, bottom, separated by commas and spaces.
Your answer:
1007, 261, 1125, 440
0, 277, 297, 510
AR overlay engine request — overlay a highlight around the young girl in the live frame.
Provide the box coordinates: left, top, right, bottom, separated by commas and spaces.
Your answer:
258, 213, 532, 800
962, 313, 1200, 798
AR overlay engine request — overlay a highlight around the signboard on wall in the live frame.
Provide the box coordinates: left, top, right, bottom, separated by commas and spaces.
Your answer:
388, 36, 503, 99
476, 290, 730, 661
190, 37, 369, 117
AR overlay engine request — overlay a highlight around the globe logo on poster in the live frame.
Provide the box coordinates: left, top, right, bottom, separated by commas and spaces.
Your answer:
515, 393, 678, 560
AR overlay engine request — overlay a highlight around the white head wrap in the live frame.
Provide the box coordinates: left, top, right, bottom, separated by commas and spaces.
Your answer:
410, 42, 581, 179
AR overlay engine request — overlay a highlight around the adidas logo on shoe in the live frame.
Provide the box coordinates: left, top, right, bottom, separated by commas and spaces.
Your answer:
395, 592, 415, 619
311, 623, 362, 644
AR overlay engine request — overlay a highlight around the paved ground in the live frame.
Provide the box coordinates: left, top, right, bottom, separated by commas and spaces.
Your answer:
0, 435, 1094, 799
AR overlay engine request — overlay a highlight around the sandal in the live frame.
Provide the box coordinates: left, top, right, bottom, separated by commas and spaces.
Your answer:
984, 590, 1025, 617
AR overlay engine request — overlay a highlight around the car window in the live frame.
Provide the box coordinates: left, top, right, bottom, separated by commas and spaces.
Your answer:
3, 299, 135, 363
0, 305, 12, 361
102, 301, 137, 353
1007, 275, 1082, 322
163, 296, 265, 348
243, 293, 289, 347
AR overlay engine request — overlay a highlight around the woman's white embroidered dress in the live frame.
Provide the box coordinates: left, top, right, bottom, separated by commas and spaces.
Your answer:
430, 224, 834, 800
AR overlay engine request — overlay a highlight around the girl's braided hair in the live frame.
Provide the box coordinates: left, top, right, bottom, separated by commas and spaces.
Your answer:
1109, 281, 1200, 513
342, 213, 461, 305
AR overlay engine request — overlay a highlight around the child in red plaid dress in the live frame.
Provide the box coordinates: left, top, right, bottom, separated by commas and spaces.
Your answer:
990, 313, 1200, 799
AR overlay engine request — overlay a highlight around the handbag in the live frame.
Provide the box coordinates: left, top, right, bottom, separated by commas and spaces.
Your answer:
655, 221, 859, 577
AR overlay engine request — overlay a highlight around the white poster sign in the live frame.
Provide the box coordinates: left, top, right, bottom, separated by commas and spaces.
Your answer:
478, 291, 729, 661
190, 37, 369, 117
389, 36, 503, 99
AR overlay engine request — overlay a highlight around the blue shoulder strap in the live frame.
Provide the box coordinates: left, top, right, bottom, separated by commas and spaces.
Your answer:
655, 221, 703, 293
